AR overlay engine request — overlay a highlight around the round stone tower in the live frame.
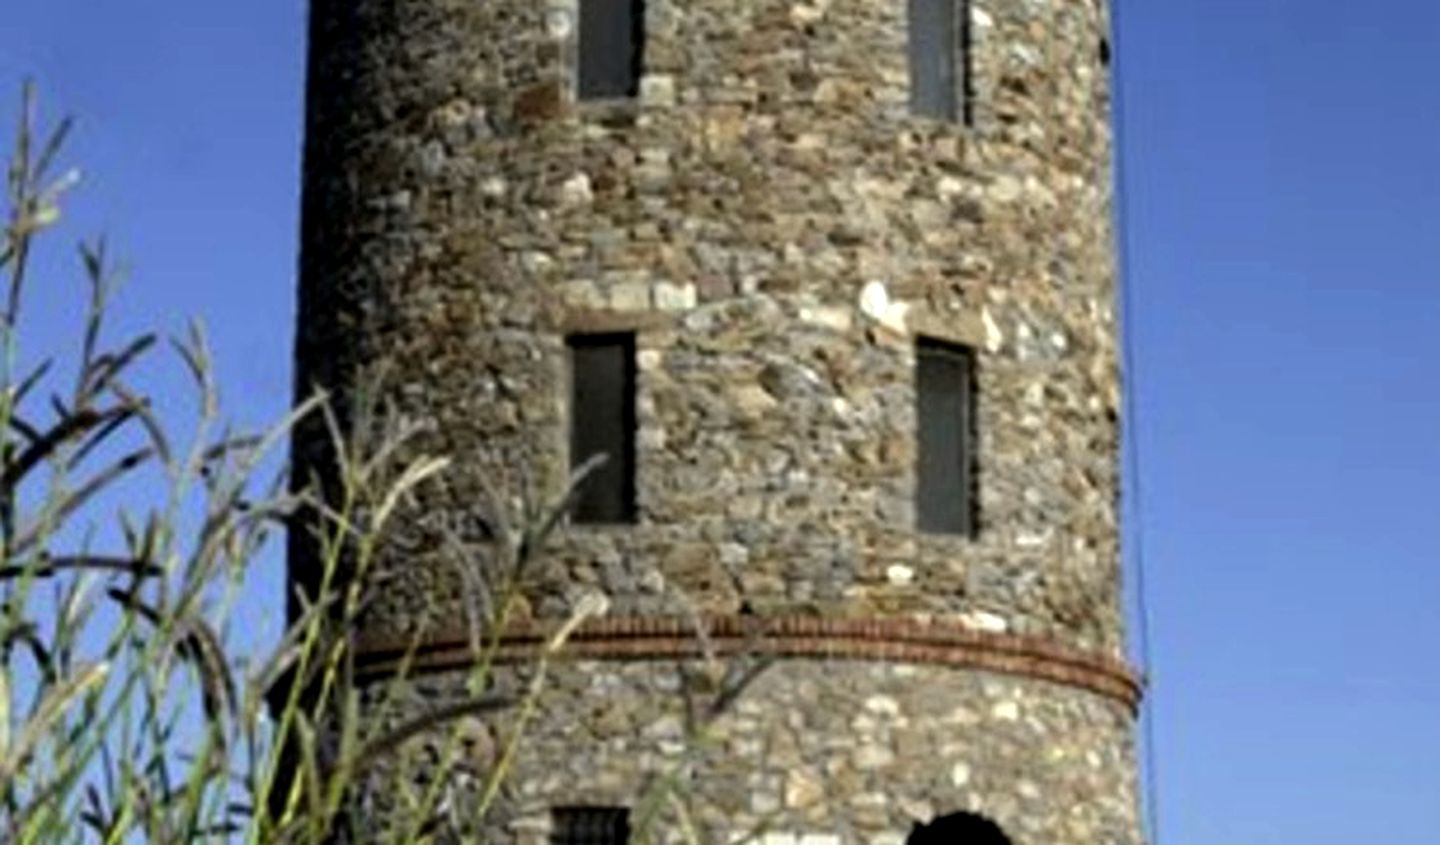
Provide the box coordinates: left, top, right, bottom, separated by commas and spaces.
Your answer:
293, 0, 1143, 842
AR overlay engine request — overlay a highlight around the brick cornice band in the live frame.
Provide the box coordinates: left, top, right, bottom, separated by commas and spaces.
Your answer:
355, 615, 1145, 713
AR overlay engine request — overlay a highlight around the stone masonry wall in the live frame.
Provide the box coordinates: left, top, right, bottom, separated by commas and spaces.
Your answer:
376, 659, 1141, 844
298, 0, 1123, 653
293, 0, 1138, 840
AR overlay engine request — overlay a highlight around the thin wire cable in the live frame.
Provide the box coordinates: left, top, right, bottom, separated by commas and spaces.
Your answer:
1108, 1, 1162, 843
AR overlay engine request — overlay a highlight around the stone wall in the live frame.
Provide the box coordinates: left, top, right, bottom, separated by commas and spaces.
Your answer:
375, 659, 1140, 844
293, 0, 1140, 840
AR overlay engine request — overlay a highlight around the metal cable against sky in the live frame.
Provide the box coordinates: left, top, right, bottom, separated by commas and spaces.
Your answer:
1109, 1, 1163, 842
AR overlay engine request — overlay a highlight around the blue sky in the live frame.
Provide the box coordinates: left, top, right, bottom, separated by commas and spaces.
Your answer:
3, 1, 1439, 842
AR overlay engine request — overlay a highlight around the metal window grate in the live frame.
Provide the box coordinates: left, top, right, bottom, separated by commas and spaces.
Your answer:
908, 0, 973, 123
567, 334, 637, 525
551, 806, 632, 844
916, 338, 977, 536
578, 0, 646, 100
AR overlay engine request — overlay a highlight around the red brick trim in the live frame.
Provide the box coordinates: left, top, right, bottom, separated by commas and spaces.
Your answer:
354, 615, 1145, 713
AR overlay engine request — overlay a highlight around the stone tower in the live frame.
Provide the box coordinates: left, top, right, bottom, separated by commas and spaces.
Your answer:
294, 0, 1143, 842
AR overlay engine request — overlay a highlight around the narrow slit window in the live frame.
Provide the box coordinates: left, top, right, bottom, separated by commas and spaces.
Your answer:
551, 806, 632, 845
908, 0, 973, 123
568, 333, 637, 525
916, 338, 977, 536
578, 0, 646, 100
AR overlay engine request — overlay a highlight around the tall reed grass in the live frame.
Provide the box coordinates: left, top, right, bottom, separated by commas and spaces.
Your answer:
0, 83, 772, 845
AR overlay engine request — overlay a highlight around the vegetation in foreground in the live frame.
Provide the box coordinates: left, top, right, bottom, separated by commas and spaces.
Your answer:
0, 84, 776, 844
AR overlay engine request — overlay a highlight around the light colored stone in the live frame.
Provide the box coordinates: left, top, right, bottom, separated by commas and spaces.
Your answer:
732, 384, 779, 418
865, 695, 901, 716
557, 280, 604, 308
786, 770, 825, 809
854, 744, 896, 769
520, 251, 554, 272
642, 714, 683, 740
607, 282, 650, 311
1016, 530, 1052, 549
640, 73, 676, 107
751, 789, 782, 815
990, 175, 1022, 203
991, 700, 1021, 722
544, 9, 571, 39
800, 305, 854, 332
898, 797, 934, 821
480, 176, 507, 197
560, 172, 592, 206
885, 564, 915, 586
960, 610, 1010, 634
720, 542, 749, 567
653, 281, 697, 311
790, 3, 825, 26
858, 280, 890, 322
982, 306, 1005, 352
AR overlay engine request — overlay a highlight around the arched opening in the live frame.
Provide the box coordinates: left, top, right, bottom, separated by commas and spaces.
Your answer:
907, 811, 1012, 844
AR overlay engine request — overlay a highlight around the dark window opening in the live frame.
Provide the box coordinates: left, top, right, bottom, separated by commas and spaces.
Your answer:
568, 333, 637, 525
908, 0, 973, 123
1099, 36, 1112, 67
552, 806, 632, 844
578, 0, 646, 100
908, 811, 1012, 844
916, 338, 977, 536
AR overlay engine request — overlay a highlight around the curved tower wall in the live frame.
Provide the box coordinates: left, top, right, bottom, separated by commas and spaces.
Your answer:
295, 0, 1141, 841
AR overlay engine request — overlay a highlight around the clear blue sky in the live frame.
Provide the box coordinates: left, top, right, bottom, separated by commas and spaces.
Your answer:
3, 2, 1438, 842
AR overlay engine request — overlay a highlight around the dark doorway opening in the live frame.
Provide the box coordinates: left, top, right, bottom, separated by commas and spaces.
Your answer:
907, 811, 1012, 844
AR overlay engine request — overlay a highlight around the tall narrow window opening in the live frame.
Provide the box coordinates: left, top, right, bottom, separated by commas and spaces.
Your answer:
578, 0, 646, 100
568, 333, 637, 525
908, 0, 973, 123
916, 338, 977, 536
551, 806, 632, 844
